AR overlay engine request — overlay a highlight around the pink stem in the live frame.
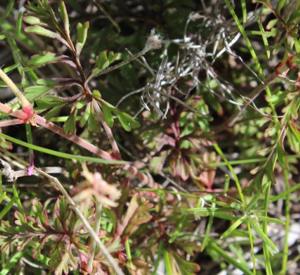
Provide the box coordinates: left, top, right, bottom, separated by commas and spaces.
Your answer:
0, 119, 24, 127
0, 102, 114, 160
35, 115, 114, 160
0, 102, 14, 115
102, 121, 121, 158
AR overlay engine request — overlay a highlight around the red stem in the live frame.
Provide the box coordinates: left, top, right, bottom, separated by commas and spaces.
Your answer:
35, 115, 114, 160
0, 102, 113, 160
0, 119, 24, 127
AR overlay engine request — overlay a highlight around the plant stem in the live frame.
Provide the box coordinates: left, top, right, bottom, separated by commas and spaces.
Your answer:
280, 155, 291, 274
35, 115, 114, 160
0, 69, 30, 107
88, 202, 103, 272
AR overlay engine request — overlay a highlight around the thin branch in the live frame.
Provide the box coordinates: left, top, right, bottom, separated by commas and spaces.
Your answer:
86, 48, 150, 83
0, 119, 24, 127
116, 87, 145, 107
35, 115, 114, 160
101, 120, 121, 158
214, 71, 280, 132
93, 0, 120, 32
88, 202, 103, 271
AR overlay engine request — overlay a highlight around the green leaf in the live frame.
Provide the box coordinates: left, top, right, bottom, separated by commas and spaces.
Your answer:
59, 1, 70, 36
25, 25, 60, 39
173, 253, 200, 275
36, 96, 64, 109
76, 21, 89, 55
48, 244, 66, 272
96, 51, 109, 71
92, 51, 122, 76
3, 64, 19, 74
76, 22, 89, 43
4, 0, 14, 18
117, 111, 140, 131
92, 89, 102, 99
88, 112, 98, 131
63, 113, 76, 134
24, 85, 51, 101
0, 252, 23, 275
108, 51, 122, 63
276, 0, 287, 12
23, 16, 42, 25
0, 132, 126, 165
79, 105, 91, 127
36, 79, 56, 86
295, 39, 300, 54
16, 11, 23, 36
266, 90, 285, 106
150, 155, 166, 173
163, 250, 173, 275
102, 103, 114, 127
75, 102, 85, 110
0, 196, 15, 220
207, 240, 252, 275
221, 216, 247, 239
45, 105, 64, 120
287, 124, 300, 153
266, 18, 278, 30
251, 218, 279, 255
28, 52, 57, 68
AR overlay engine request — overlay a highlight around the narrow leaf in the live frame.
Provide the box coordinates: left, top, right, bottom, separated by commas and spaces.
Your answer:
59, 1, 70, 37
102, 103, 114, 127
76, 22, 89, 54
63, 112, 76, 134
36, 96, 65, 109
0, 132, 126, 165
23, 15, 41, 25
28, 52, 57, 67
25, 25, 60, 39
117, 112, 140, 131
24, 85, 51, 101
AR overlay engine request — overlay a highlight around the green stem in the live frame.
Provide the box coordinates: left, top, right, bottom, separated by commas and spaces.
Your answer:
88, 203, 103, 272
208, 241, 252, 275
0, 132, 126, 165
213, 143, 245, 208
25, 124, 34, 166
280, 155, 291, 274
